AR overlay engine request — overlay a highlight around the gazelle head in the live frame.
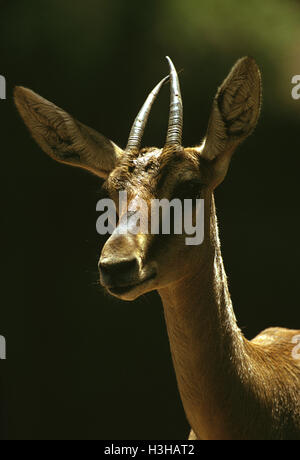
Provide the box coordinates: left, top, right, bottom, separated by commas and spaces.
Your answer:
15, 56, 261, 301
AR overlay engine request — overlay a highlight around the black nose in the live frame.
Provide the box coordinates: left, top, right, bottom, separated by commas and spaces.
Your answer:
99, 257, 139, 287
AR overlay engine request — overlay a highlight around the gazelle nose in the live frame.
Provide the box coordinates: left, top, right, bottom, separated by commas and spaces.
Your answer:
99, 257, 139, 287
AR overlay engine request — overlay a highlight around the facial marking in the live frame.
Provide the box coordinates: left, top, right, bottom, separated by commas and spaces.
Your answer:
133, 148, 162, 168
105, 147, 209, 208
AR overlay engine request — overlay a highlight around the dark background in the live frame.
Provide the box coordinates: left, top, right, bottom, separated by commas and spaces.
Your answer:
0, 0, 299, 440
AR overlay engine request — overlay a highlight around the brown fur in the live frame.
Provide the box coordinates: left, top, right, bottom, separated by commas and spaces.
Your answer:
14, 57, 300, 439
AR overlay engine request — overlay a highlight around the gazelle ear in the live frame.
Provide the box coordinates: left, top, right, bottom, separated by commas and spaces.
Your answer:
14, 86, 124, 178
200, 57, 262, 186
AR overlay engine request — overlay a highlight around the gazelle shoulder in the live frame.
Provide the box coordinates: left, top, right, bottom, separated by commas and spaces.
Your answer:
251, 327, 300, 346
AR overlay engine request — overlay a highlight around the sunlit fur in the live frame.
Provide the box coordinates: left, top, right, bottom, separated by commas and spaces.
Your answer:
15, 57, 300, 439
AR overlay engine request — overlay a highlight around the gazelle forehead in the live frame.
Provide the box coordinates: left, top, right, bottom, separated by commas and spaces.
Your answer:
133, 147, 163, 167
106, 147, 203, 196
126, 147, 196, 181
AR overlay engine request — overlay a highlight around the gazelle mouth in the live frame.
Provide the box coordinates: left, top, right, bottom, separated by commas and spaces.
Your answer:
107, 273, 157, 296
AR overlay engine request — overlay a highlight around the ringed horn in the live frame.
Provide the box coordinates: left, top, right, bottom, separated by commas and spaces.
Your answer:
126, 56, 183, 152
165, 56, 183, 147
126, 75, 169, 152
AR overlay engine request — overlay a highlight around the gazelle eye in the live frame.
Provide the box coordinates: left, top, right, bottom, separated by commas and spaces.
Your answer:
171, 179, 203, 201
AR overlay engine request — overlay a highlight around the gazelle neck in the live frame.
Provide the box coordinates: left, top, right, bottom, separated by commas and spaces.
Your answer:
158, 195, 252, 439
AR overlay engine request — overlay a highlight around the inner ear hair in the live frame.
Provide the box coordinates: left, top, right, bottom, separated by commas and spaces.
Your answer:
14, 86, 123, 178
201, 56, 262, 164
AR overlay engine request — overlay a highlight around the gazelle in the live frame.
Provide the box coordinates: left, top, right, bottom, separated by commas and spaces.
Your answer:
14, 56, 300, 440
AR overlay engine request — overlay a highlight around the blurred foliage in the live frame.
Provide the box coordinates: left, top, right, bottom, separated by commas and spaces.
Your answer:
159, 0, 300, 110
1, 0, 300, 153
1, 0, 300, 119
